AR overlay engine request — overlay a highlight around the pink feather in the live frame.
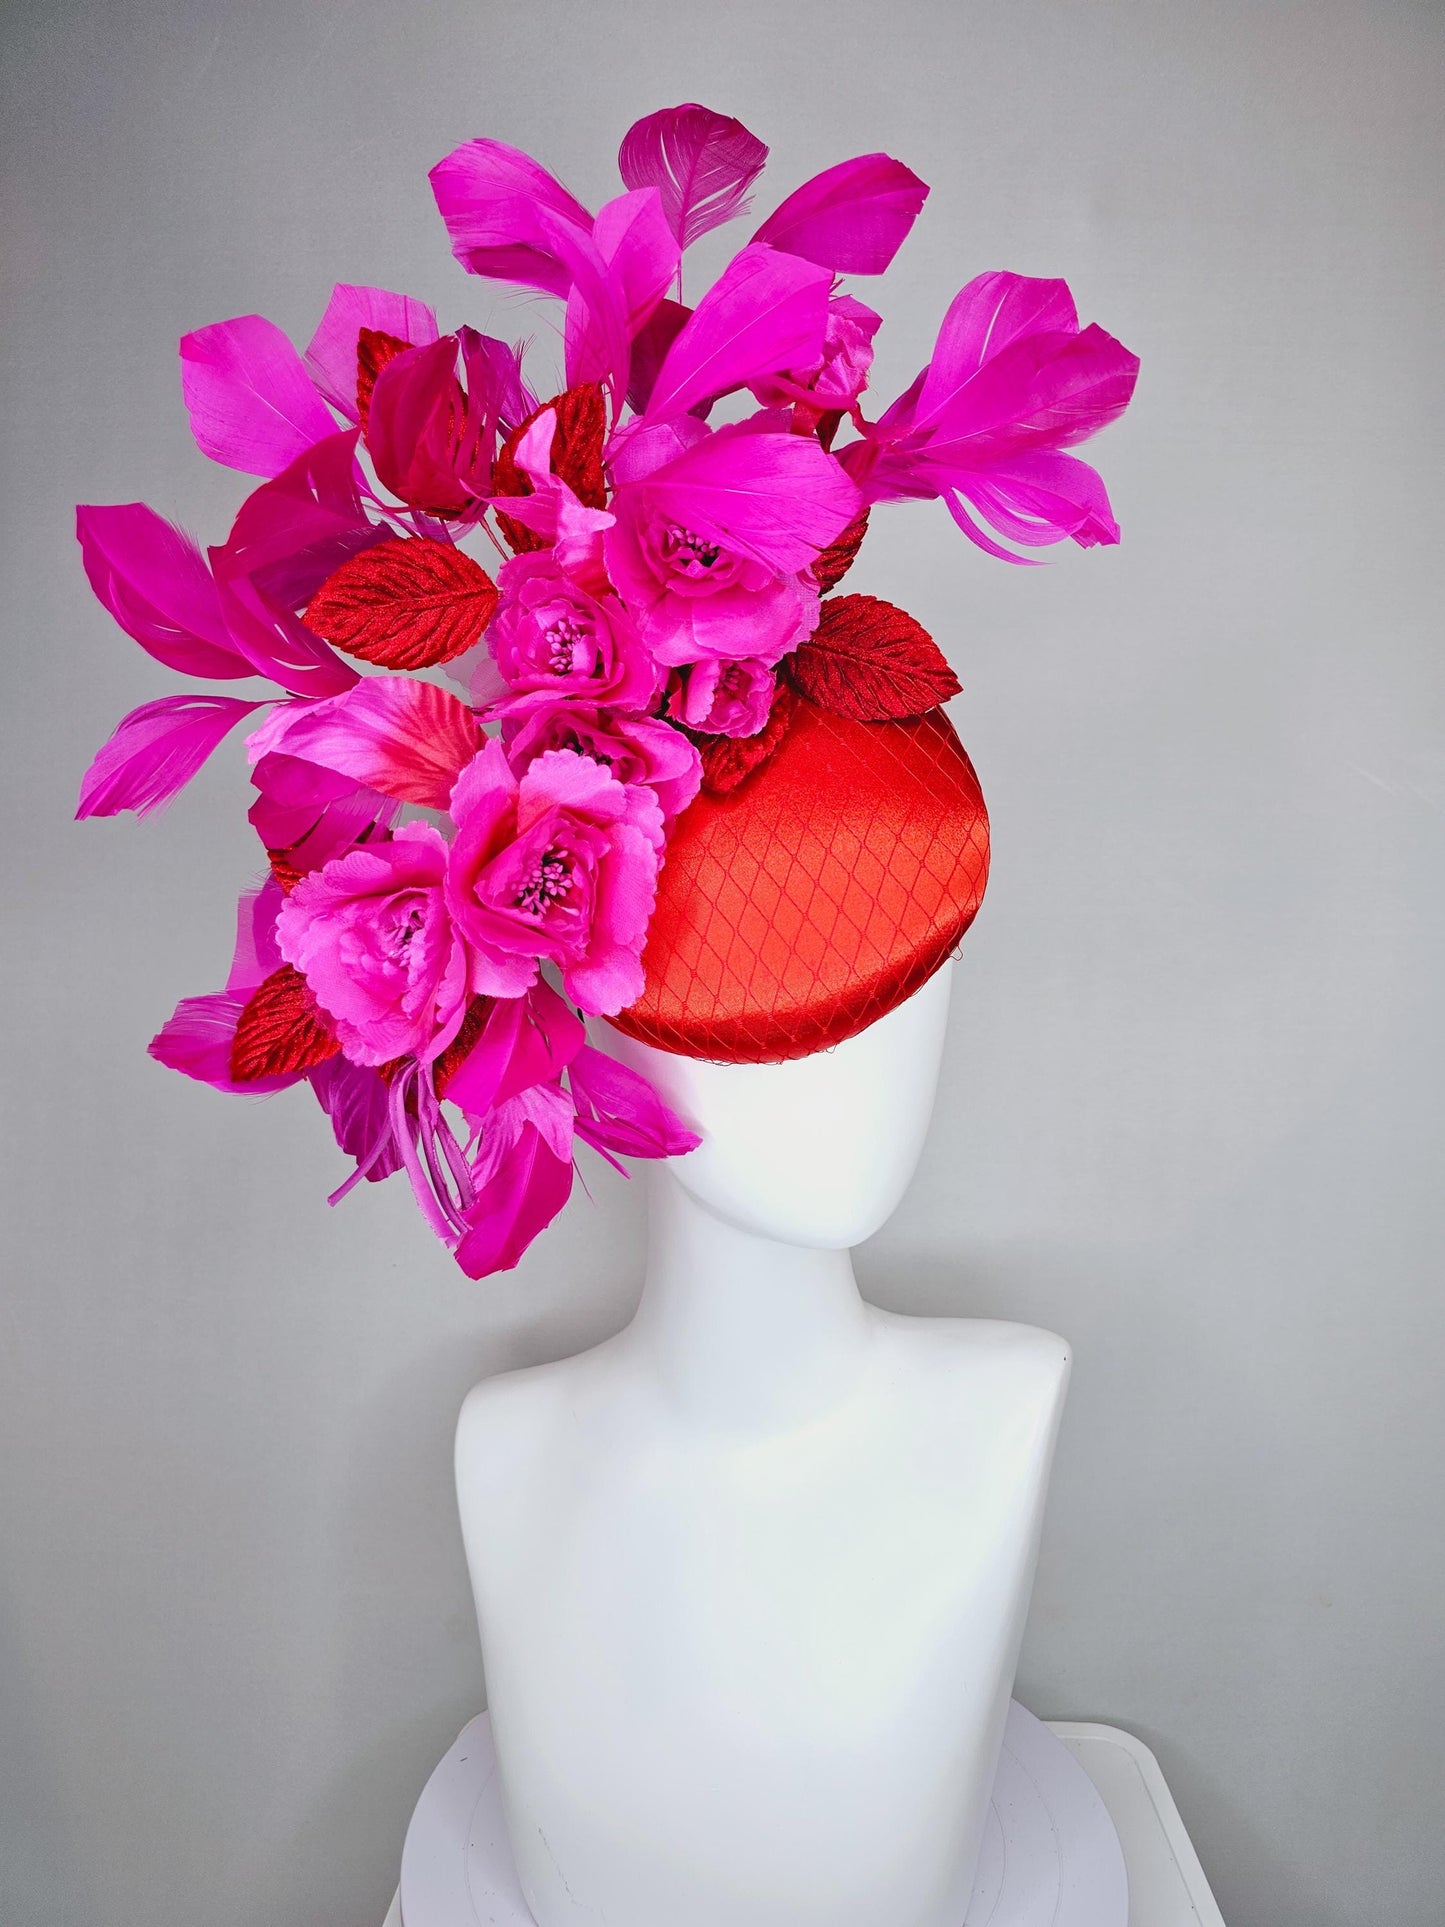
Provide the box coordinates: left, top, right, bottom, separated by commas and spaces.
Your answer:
304, 284, 440, 418
429, 138, 593, 295
617, 104, 768, 249
76, 504, 252, 680
753, 154, 928, 275
179, 315, 336, 477
569, 1045, 700, 1160
247, 677, 482, 810
77, 693, 267, 819
634, 418, 862, 573
641, 244, 831, 425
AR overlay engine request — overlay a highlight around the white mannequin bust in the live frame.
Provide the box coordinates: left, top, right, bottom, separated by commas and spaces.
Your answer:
454, 959, 1071, 1927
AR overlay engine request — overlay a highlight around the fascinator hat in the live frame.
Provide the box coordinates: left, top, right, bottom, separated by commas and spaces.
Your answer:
75, 104, 1136, 1274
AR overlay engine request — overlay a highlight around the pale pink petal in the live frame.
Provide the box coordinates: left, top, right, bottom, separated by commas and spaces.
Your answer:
304, 284, 440, 417
77, 694, 267, 820
641, 244, 831, 424
76, 503, 252, 679
180, 315, 336, 477
753, 154, 928, 274
250, 677, 482, 809
618, 104, 768, 248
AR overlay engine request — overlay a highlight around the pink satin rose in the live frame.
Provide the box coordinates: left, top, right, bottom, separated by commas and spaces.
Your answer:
445, 740, 663, 1015
605, 493, 820, 668
487, 551, 661, 714
275, 822, 470, 1066
500, 702, 701, 827
669, 657, 776, 737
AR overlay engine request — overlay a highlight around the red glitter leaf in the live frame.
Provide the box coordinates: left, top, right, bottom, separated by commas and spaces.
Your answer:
811, 507, 870, 592
230, 964, 341, 1083
492, 383, 607, 554
304, 537, 498, 670
698, 682, 798, 795
786, 594, 960, 721
356, 327, 411, 435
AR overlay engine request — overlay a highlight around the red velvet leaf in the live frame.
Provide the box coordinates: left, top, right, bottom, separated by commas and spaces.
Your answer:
230, 964, 341, 1083
492, 383, 607, 554
786, 594, 960, 721
811, 508, 869, 592
356, 327, 411, 435
698, 683, 797, 795
304, 536, 498, 670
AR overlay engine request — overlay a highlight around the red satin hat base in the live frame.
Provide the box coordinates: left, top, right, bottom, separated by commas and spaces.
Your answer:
607, 697, 990, 1065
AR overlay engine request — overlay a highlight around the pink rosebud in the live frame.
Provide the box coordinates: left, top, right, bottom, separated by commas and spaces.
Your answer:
487, 552, 662, 714
669, 657, 775, 738
501, 702, 701, 828
446, 740, 663, 1016
275, 823, 470, 1066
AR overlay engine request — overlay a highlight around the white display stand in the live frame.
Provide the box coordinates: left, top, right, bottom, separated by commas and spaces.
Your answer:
383, 1703, 1226, 1927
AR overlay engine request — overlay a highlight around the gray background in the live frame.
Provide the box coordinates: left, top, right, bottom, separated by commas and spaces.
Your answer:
3, 2, 1442, 1923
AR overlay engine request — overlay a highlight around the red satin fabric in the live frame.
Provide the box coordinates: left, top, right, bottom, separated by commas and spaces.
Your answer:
607, 698, 990, 1063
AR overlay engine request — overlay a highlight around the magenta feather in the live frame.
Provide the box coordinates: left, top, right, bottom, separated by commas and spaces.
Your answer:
429, 138, 593, 294
641, 244, 831, 425
304, 285, 440, 418
753, 154, 929, 275
77, 693, 267, 819
180, 315, 335, 478
636, 418, 862, 573
618, 104, 768, 249
76, 504, 253, 680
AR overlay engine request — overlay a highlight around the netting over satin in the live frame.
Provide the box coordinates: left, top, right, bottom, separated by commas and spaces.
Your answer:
607, 697, 990, 1063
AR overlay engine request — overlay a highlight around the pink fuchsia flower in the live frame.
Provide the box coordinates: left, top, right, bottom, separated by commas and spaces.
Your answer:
276, 822, 471, 1067
445, 740, 663, 1016
669, 657, 775, 737
486, 551, 661, 715
500, 703, 701, 827
839, 271, 1139, 560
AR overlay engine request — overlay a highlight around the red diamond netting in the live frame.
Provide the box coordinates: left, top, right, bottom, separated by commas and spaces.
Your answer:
607, 698, 990, 1064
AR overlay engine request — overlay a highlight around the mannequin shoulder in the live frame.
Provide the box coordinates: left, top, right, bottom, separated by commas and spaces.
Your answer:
870, 1311, 1072, 1406
455, 1340, 614, 1488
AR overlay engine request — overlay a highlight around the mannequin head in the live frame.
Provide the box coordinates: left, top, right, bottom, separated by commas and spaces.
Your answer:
601, 958, 953, 1250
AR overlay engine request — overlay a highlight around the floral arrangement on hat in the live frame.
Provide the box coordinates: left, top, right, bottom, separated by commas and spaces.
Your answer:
76, 104, 1138, 1277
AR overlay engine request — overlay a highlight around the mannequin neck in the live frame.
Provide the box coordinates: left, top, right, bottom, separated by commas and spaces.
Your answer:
627, 1166, 871, 1430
